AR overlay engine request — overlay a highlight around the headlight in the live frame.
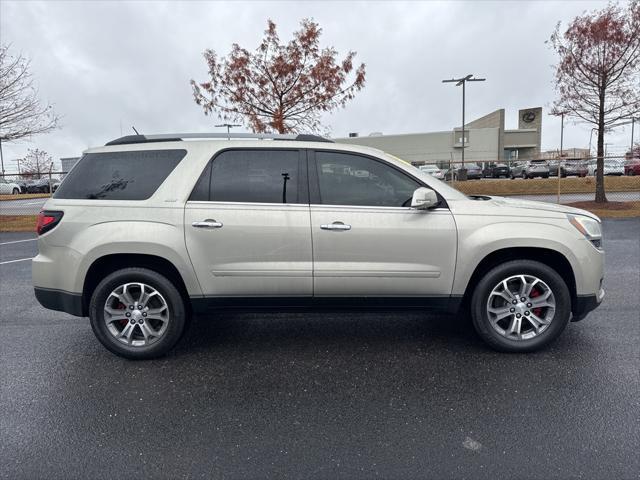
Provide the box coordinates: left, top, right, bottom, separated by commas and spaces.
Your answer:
568, 214, 603, 249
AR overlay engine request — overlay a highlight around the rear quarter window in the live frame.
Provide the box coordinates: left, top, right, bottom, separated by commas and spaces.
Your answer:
54, 149, 186, 200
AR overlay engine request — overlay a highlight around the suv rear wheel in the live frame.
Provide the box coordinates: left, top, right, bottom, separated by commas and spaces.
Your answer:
89, 267, 187, 359
470, 260, 571, 352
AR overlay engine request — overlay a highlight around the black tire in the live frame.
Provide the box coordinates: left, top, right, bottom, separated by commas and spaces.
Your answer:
522, 172, 527, 179
12, 188, 19, 195
542, 174, 549, 179
89, 267, 187, 359
470, 260, 571, 353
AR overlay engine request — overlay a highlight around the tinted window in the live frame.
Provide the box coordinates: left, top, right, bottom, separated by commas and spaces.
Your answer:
315, 152, 420, 207
201, 150, 300, 204
189, 162, 211, 201
54, 150, 186, 200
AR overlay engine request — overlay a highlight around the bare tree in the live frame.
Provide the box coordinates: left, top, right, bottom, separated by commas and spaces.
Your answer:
20, 148, 53, 179
549, 1, 640, 203
0, 44, 60, 173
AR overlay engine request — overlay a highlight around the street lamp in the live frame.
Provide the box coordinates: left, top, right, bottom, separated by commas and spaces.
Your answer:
588, 127, 597, 157
442, 74, 485, 181
215, 123, 242, 140
550, 110, 569, 158
550, 110, 569, 204
629, 116, 637, 156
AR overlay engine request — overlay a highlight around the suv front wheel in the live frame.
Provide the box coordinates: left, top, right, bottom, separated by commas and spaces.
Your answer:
89, 268, 187, 359
470, 260, 571, 352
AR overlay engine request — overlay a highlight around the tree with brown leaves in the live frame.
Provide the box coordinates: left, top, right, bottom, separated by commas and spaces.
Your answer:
191, 19, 366, 134
550, 1, 640, 203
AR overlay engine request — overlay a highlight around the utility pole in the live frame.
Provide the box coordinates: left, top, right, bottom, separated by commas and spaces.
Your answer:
550, 110, 568, 204
588, 127, 597, 157
631, 117, 636, 156
560, 112, 565, 158
216, 123, 242, 140
0, 137, 4, 176
442, 75, 485, 181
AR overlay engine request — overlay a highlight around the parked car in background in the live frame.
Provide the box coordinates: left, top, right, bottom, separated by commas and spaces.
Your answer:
593, 159, 625, 176
444, 163, 482, 180
562, 160, 589, 177
418, 164, 444, 179
510, 160, 550, 179
0, 178, 21, 195
549, 160, 588, 177
482, 163, 510, 178
14, 180, 29, 193
26, 178, 59, 193
624, 160, 640, 176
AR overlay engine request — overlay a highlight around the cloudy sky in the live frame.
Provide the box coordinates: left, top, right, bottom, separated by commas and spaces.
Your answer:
0, 0, 634, 172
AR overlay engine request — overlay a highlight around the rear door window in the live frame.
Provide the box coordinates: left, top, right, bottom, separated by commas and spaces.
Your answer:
54, 150, 186, 200
189, 149, 304, 204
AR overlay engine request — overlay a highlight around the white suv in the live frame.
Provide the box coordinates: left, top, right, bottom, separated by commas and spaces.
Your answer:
33, 133, 605, 359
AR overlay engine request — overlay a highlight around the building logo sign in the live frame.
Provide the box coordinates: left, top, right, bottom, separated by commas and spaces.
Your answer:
522, 111, 536, 123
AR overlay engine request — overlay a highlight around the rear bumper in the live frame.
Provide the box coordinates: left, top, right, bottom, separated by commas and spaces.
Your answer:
571, 288, 605, 322
34, 287, 84, 317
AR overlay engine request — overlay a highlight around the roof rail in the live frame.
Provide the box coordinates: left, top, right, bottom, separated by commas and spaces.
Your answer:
105, 132, 334, 146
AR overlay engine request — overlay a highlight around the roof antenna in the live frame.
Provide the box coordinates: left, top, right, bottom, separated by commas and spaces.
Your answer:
132, 126, 140, 135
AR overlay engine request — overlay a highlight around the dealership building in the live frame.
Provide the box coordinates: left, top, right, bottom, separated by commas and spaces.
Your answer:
336, 107, 543, 168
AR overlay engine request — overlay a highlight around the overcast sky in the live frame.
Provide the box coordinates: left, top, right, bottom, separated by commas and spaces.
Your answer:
0, 0, 634, 172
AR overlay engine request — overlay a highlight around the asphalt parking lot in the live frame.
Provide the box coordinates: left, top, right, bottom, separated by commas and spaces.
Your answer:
1, 219, 638, 480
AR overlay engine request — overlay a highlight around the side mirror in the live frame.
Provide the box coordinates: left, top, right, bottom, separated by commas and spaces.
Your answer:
411, 187, 438, 209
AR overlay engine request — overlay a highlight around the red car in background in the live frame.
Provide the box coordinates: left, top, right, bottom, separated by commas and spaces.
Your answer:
624, 160, 640, 176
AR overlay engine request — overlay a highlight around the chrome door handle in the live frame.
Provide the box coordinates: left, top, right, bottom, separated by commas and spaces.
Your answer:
192, 219, 223, 229
320, 222, 351, 231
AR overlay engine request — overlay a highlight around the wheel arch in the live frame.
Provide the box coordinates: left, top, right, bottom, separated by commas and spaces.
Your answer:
82, 254, 191, 317
460, 247, 577, 314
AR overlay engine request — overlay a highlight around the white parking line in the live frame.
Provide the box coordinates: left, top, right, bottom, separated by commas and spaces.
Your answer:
0, 238, 37, 245
25, 201, 45, 205
0, 257, 33, 265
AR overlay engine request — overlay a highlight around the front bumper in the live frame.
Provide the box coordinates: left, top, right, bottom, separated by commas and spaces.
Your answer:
571, 288, 605, 322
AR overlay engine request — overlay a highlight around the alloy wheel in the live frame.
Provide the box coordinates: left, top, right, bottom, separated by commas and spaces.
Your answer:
486, 274, 556, 340
103, 282, 170, 347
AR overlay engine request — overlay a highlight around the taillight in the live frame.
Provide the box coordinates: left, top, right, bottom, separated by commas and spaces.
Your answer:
36, 210, 64, 235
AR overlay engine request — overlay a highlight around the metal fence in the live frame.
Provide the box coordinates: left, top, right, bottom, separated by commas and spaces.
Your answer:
0, 172, 68, 223
418, 155, 640, 206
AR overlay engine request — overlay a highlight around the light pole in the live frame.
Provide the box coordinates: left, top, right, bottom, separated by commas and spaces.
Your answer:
588, 127, 597, 157
442, 74, 485, 181
550, 110, 568, 158
631, 117, 636, 156
0, 137, 4, 176
216, 123, 242, 140
550, 110, 568, 204
560, 112, 565, 158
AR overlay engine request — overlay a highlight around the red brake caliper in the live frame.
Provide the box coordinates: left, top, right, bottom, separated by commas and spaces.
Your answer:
118, 302, 128, 326
530, 288, 543, 317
